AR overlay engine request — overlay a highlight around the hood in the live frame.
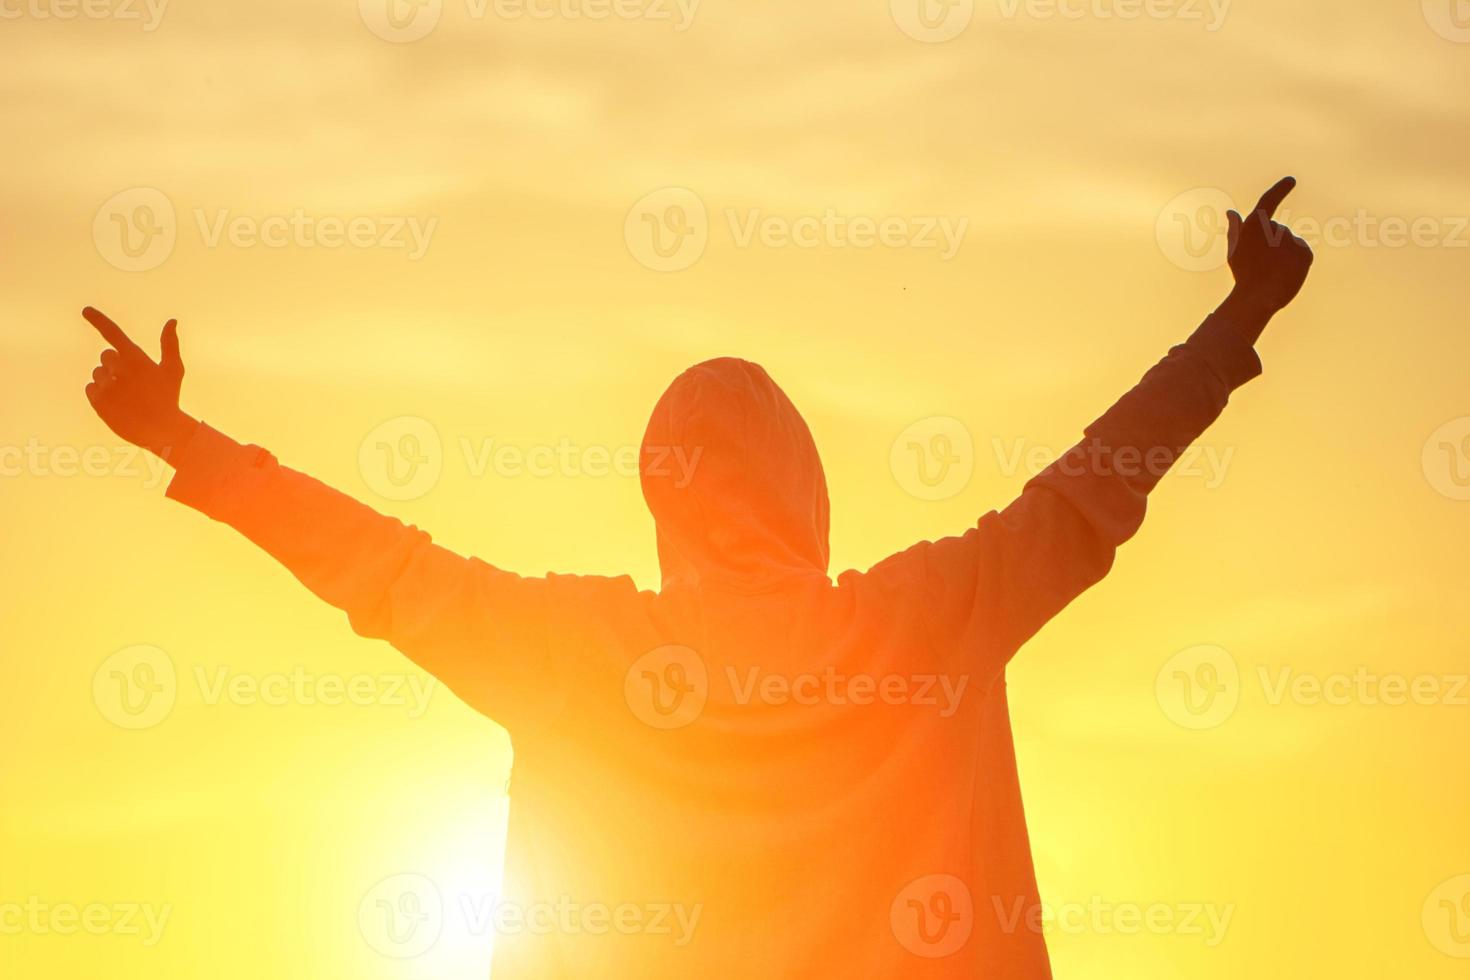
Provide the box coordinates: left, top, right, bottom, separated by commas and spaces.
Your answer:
640, 357, 830, 594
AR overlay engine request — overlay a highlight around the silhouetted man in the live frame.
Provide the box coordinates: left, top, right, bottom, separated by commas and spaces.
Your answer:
81, 178, 1313, 977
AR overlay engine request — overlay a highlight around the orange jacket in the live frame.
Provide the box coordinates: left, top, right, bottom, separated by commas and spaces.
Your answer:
165, 315, 1260, 977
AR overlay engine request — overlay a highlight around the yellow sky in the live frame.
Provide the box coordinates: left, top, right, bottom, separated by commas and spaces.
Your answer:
3, 0, 1470, 976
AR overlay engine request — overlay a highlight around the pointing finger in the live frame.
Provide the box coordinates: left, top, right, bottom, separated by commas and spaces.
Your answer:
159, 319, 182, 380
1253, 176, 1297, 221
82, 307, 146, 359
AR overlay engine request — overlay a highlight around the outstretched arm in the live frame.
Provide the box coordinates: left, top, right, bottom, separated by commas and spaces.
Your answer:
79, 308, 614, 729
878, 177, 1314, 677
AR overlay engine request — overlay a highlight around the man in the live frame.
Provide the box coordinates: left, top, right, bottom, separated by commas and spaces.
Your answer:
81, 178, 1312, 977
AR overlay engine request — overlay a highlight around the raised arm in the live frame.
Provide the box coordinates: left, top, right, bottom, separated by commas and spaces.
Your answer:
79, 307, 622, 729
871, 177, 1314, 678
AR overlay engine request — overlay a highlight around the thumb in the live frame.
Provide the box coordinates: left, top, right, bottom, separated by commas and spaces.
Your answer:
159, 319, 183, 379
1226, 209, 1242, 255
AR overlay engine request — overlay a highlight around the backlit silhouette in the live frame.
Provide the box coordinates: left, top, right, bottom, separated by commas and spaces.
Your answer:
82, 177, 1313, 978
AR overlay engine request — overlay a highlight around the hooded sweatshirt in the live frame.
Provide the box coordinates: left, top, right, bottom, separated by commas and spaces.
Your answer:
163, 312, 1261, 978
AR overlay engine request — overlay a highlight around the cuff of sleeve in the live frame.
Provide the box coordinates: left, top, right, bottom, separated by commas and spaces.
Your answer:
1186, 312, 1264, 390
164, 422, 270, 512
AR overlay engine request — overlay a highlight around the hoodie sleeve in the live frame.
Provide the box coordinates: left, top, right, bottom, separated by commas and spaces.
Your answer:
868, 310, 1262, 684
164, 423, 635, 732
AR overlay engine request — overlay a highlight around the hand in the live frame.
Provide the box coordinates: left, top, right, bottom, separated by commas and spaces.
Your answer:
82, 306, 198, 459
1225, 176, 1314, 317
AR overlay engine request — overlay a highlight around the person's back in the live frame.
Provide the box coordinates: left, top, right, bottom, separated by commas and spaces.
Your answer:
489, 358, 1047, 976
494, 586, 1039, 976
77, 177, 1314, 977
